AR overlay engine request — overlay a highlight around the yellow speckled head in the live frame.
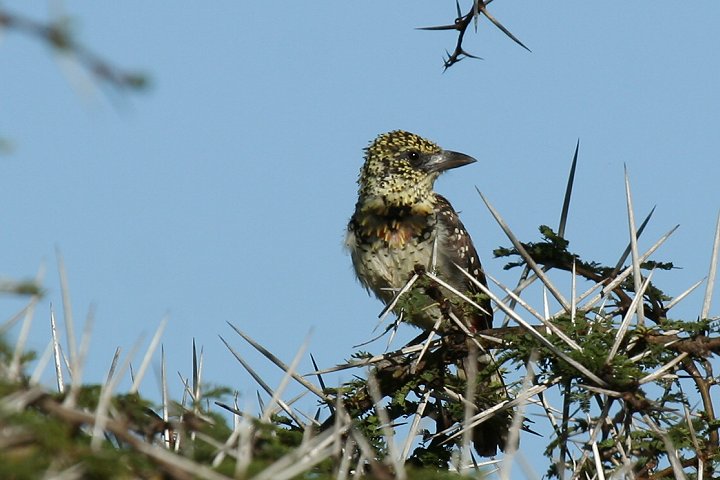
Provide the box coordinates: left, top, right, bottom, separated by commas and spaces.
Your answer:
361, 131, 441, 180
357, 131, 475, 211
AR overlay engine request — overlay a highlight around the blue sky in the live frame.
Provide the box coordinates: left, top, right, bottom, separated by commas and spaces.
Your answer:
2, 1, 719, 472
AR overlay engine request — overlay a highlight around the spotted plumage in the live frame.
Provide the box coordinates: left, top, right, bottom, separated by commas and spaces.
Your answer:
346, 130, 491, 331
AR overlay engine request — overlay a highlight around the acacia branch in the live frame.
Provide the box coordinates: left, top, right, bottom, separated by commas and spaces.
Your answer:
681, 358, 719, 451
482, 325, 720, 356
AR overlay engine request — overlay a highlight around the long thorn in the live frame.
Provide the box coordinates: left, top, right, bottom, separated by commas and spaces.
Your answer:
130, 315, 168, 394
479, 5, 531, 52
610, 206, 657, 277
457, 266, 606, 386
226, 323, 329, 402
477, 189, 570, 311
56, 248, 78, 377
606, 270, 655, 363
701, 210, 720, 320
558, 139, 579, 238
624, 166, 645, 326
666, 278, 705, 311
219, 336, 306, 428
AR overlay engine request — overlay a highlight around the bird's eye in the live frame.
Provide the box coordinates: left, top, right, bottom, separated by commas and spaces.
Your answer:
407, 151, 420, 164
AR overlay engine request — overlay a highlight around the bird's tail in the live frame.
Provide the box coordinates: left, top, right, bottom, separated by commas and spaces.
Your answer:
463, 346, 515, 457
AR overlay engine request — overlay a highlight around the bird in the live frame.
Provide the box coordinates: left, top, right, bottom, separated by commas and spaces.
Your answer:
346, 130, 507, 456
346, 130, 492, 332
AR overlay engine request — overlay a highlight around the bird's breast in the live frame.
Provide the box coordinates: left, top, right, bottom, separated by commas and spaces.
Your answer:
347, 212, 437, 301
351, 212, 434, 250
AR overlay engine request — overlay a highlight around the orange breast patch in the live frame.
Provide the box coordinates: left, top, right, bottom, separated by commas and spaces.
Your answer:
358, 215, 429, 250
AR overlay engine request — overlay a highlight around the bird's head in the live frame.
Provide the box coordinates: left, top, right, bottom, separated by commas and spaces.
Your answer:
356, 130, 476, 213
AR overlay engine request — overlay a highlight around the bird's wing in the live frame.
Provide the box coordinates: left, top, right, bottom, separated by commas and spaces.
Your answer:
435, 194, 493, 330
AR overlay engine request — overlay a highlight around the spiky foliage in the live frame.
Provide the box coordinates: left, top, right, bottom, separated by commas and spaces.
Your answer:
318, 147, 720, 478
2, 147, 720, 479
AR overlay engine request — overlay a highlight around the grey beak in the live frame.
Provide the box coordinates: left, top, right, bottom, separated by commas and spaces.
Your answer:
422, 150, 477, 173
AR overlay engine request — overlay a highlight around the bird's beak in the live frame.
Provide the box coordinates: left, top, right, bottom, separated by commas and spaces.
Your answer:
422, 150, 477, 173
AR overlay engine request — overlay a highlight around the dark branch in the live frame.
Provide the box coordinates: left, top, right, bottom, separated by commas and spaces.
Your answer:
417, 0, 529, 69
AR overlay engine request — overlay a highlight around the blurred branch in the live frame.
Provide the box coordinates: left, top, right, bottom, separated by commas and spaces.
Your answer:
0, 279, 43, 296
0, 7, 147, 91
